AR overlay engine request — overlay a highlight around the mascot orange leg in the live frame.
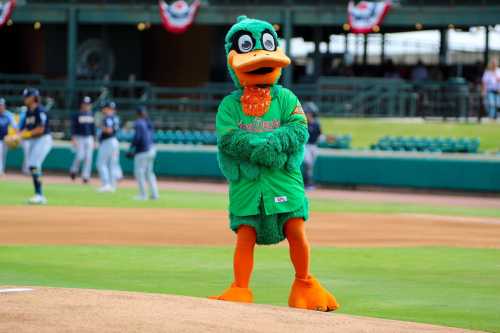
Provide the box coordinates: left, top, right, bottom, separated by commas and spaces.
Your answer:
211, 220, 339, 311
209, 225, 255, 302
286, 218, 339, 312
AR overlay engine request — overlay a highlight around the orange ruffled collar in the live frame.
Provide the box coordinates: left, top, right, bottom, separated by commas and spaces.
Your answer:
241, 86, 272, 117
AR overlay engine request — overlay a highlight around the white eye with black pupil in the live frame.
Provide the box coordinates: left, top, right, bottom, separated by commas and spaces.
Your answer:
238, 34, 254, 53
262, 33, 276, 51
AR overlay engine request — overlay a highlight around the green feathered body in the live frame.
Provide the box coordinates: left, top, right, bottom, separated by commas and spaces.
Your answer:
216, 85, 310, 245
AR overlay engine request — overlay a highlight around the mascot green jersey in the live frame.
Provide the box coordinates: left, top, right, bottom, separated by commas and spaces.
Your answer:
210, 16, 339, 312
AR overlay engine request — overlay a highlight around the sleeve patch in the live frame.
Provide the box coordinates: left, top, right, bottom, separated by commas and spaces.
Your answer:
292, 105, 305, 115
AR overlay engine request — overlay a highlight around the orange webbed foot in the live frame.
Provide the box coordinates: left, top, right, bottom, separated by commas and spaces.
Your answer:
288, 275, 339, 312
209, 283, 253, 303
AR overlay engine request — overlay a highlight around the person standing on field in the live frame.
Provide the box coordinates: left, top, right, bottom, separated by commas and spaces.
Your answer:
69, 96, 95, 184
19, 88, 53, 205
127, 107, 159, 200
302, 102, 322, 190
17, 106, 31, 175
96, 101, 120, 193
0, 98, 17, 176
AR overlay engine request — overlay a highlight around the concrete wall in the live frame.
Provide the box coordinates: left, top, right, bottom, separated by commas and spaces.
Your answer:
5, 144, 500, 192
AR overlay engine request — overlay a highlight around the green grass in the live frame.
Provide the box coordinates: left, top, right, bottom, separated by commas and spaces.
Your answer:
1, 180, 499, 218
1, 246, 499, 332
2, 180, 499, 331
320, 118, 500, 152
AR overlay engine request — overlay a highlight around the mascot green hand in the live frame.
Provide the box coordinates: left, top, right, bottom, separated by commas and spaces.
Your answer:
212, 15, 339, 312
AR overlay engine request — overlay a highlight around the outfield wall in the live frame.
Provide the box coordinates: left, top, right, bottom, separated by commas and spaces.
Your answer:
5, 144, 500, 192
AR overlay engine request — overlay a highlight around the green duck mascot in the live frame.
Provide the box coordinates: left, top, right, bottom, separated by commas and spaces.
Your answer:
210, 15, 339, 312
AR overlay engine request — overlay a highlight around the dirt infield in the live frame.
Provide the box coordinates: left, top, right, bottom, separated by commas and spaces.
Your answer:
0, 287, 480, 333
2, 206, 499, 247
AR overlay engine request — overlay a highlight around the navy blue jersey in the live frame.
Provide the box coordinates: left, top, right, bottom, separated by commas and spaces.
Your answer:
307, 121, 321, 144
21, 106, 50, 136
71, 111, 95, 137
131, 118, 154, 153
100, 115, 119, 142
0, 112, 15, 140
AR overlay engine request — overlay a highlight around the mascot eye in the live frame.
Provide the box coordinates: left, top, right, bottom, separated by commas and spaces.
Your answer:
237, 34, 254, 53
262, 32, 276, 51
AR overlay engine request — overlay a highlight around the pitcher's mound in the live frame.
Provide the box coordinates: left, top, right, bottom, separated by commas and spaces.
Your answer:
0, 287, 477, 333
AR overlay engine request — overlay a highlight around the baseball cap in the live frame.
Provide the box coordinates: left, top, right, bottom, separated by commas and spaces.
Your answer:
0, 98, 5, 106
302, 102, 319, 114
102, 101, 116, 109
82, 96, 92, 104
22, 88, 40, 98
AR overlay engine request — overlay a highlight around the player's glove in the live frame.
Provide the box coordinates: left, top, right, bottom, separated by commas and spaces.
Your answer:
4, 134, 21, 149
20, 131, 32, 139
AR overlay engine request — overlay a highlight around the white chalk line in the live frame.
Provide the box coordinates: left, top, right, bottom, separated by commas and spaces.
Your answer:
0, 288, 34, 294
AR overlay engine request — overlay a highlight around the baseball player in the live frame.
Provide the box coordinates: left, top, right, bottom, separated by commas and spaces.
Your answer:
69, 96, 95, 184
18, 106, 31, 175
127, 107, 159, 200
302, 102, 322, 190
0, 98, 18, 176
113, 115, 124, 182
96, 101, 120, 192
19, 88, 53, 204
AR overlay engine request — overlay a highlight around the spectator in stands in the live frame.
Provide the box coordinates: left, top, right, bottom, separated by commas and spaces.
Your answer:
127, 107, 159, 200
411, 60, 429, 82
482, 58, 500, 119
302, 102, 322, 191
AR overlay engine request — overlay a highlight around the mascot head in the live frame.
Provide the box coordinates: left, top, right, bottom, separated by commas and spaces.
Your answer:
225, 16, 291, 89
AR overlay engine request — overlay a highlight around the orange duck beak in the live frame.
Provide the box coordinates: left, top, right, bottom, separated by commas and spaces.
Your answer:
228, 47, 291, 87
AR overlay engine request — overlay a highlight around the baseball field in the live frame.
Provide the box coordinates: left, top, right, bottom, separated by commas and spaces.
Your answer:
1, 175, 499, 332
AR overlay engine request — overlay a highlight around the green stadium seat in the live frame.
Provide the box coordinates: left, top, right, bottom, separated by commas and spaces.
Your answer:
371, 136, 480, 154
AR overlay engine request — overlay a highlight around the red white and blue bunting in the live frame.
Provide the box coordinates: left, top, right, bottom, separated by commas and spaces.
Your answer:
159, 0, 200, 34
348, 0, 392, 34
0, 0, 15, 29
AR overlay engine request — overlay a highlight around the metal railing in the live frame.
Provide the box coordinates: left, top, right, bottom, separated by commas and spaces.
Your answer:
0, 73, 484, 134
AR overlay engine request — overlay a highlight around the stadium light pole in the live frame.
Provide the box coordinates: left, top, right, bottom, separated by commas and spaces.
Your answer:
484, 26, 490, 66
66, 6, 78, 110
363, 34, 368, 65
313, 27, 322, 80
380, 32, 385, 64
439, 28, 448, 65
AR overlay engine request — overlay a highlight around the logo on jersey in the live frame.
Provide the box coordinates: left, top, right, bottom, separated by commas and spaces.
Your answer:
25, 116, 36, 125
292, 105, 305, 116
239, 118, 280, 133
274, 196, 288, 203
78, 115, 94, 124
292, 104, 307, 124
